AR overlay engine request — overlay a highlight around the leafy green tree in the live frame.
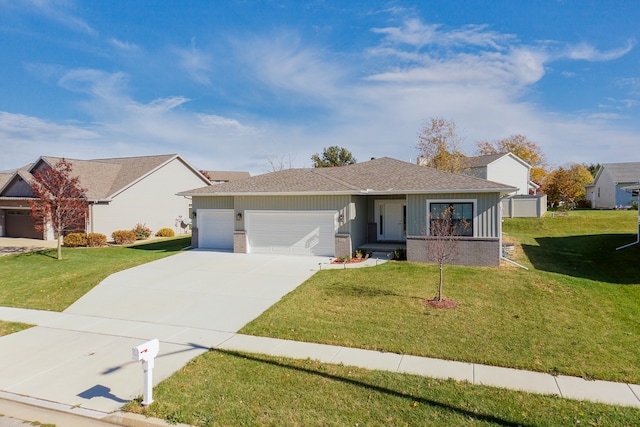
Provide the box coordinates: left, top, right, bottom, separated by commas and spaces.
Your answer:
582, 163, 601, 179
311, 146, 356, 167
416, 117, 466, 173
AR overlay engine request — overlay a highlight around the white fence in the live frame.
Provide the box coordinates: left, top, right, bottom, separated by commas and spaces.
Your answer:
502, 195, 547, 218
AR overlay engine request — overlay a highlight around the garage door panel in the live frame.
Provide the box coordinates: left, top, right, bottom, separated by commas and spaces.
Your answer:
246, 211, 336, 256
198, 210, 234, 250
5, 210, 41, 239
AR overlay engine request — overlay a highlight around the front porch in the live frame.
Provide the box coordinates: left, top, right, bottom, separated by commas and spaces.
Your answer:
357, 241, 406, 260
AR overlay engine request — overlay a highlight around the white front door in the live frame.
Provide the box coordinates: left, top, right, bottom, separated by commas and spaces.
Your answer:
377, 201, 406, 241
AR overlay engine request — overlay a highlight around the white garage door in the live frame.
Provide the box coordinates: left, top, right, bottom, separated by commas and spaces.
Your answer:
197, 209, 234, 250
246, 210, 337, 256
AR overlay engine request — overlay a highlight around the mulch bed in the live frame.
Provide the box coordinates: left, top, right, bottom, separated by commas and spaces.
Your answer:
331, 257, 368, 264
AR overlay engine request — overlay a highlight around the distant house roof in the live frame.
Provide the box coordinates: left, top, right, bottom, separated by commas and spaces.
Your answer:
0, 172, 12, 189
205, 170, 250, 183
464, 152, 531, 170
600, 162, 640, 183
180, 157, 517, 196
0, 154, 210, 201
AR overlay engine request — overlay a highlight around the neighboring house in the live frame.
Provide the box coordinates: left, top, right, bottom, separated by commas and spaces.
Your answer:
462, 153, 535, 195
178, 157, 516, 267
204, 170, 250, 184
585, 162, 640, 209
0, 154, 211, 240
462, 153, 546, 218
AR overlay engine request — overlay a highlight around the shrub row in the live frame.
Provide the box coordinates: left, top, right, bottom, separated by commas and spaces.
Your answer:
156, 227, 175, 237
65, 225, 177, 247
111, 230, 137, 245
63, 233, 108, 248
110, 225, 177, 245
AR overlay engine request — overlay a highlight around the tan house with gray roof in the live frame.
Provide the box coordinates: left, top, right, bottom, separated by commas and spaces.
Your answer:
0, 154, 211, 240
179, 157, 516, 266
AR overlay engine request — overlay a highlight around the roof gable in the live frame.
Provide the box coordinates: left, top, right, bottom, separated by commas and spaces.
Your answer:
601, 162, 640, 183
1, 154, 210, 201
465, 152, 531, 170
181, 157, 517, 196
0, 170, 35, 197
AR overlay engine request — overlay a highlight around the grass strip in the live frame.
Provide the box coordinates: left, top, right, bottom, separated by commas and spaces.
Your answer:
0, 237, 191, 312
0, 321, 33, 337
125, 349, 640, 427
241, 211, 640, 383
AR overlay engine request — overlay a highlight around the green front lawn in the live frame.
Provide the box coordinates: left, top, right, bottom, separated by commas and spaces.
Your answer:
0, 321, 32, 336
240, 210, 640, 384
0, 237, 191, 312
126, 350, 640, 427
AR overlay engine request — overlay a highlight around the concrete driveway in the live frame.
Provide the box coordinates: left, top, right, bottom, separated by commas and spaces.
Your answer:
0, 251, 325, 415
0, 238, 58, 256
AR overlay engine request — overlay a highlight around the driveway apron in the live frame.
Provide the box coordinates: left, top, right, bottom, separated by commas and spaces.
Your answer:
0, 251, 325, 414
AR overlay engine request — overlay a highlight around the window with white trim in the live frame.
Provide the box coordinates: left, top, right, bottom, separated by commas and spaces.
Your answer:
429, 202, 474, 237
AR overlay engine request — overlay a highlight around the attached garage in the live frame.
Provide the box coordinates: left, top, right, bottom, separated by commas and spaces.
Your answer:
245, 210, 337, 256
4, 210, 41, 239
197, 209, 234, 250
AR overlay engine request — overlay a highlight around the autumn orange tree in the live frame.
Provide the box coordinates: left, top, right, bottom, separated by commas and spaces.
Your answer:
416, 117, 467, 173
29, 159, 88, 260
476, 134, 547, 186
542, 163, 593, 210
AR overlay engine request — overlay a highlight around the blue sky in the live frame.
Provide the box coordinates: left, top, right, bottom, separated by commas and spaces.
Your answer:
1, 0, 639, 175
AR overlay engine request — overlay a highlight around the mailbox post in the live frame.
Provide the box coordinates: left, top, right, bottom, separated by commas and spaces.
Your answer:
131, 338, 159, 406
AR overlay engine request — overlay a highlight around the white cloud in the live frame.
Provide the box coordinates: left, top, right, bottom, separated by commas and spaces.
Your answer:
21, 0, 97, 35
371, 19, 515, 50
110, 38, 140, 51
238, 32, 347, 105
174, 38, 213, 85
564, 39, 635, 61
57, 68, 128, 101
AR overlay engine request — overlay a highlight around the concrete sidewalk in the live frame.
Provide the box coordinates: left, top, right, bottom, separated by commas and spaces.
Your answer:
1, 305, 639, 417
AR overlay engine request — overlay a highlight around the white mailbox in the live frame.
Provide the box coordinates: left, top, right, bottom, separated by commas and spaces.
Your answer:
131, 338, 159, 406
132, 338, 159, 363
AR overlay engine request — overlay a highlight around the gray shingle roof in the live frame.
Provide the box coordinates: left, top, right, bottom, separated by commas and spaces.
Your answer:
180, 157, 516, 196
206, 171, 251, 182
464, 153, 506, 168
0, 154, 202, 201
602, 162, 640, 183
36, 154, 180, 200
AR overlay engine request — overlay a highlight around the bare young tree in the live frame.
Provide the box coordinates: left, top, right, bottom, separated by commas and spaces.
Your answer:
29, 159, 88, 260
416, 117, 466, 173
427, 204, 469, 301
266, 153, 294, 172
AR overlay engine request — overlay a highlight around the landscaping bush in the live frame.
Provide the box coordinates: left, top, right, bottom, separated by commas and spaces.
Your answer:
155, 228, 175, 237
392, 248, 406, 260
87, 233, 107, 247
132, 223, 152, 240
63, 233, 87, 248
112, 230, 137, 245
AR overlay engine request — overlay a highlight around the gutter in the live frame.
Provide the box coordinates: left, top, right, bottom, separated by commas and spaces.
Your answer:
177, 187, 518, 197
